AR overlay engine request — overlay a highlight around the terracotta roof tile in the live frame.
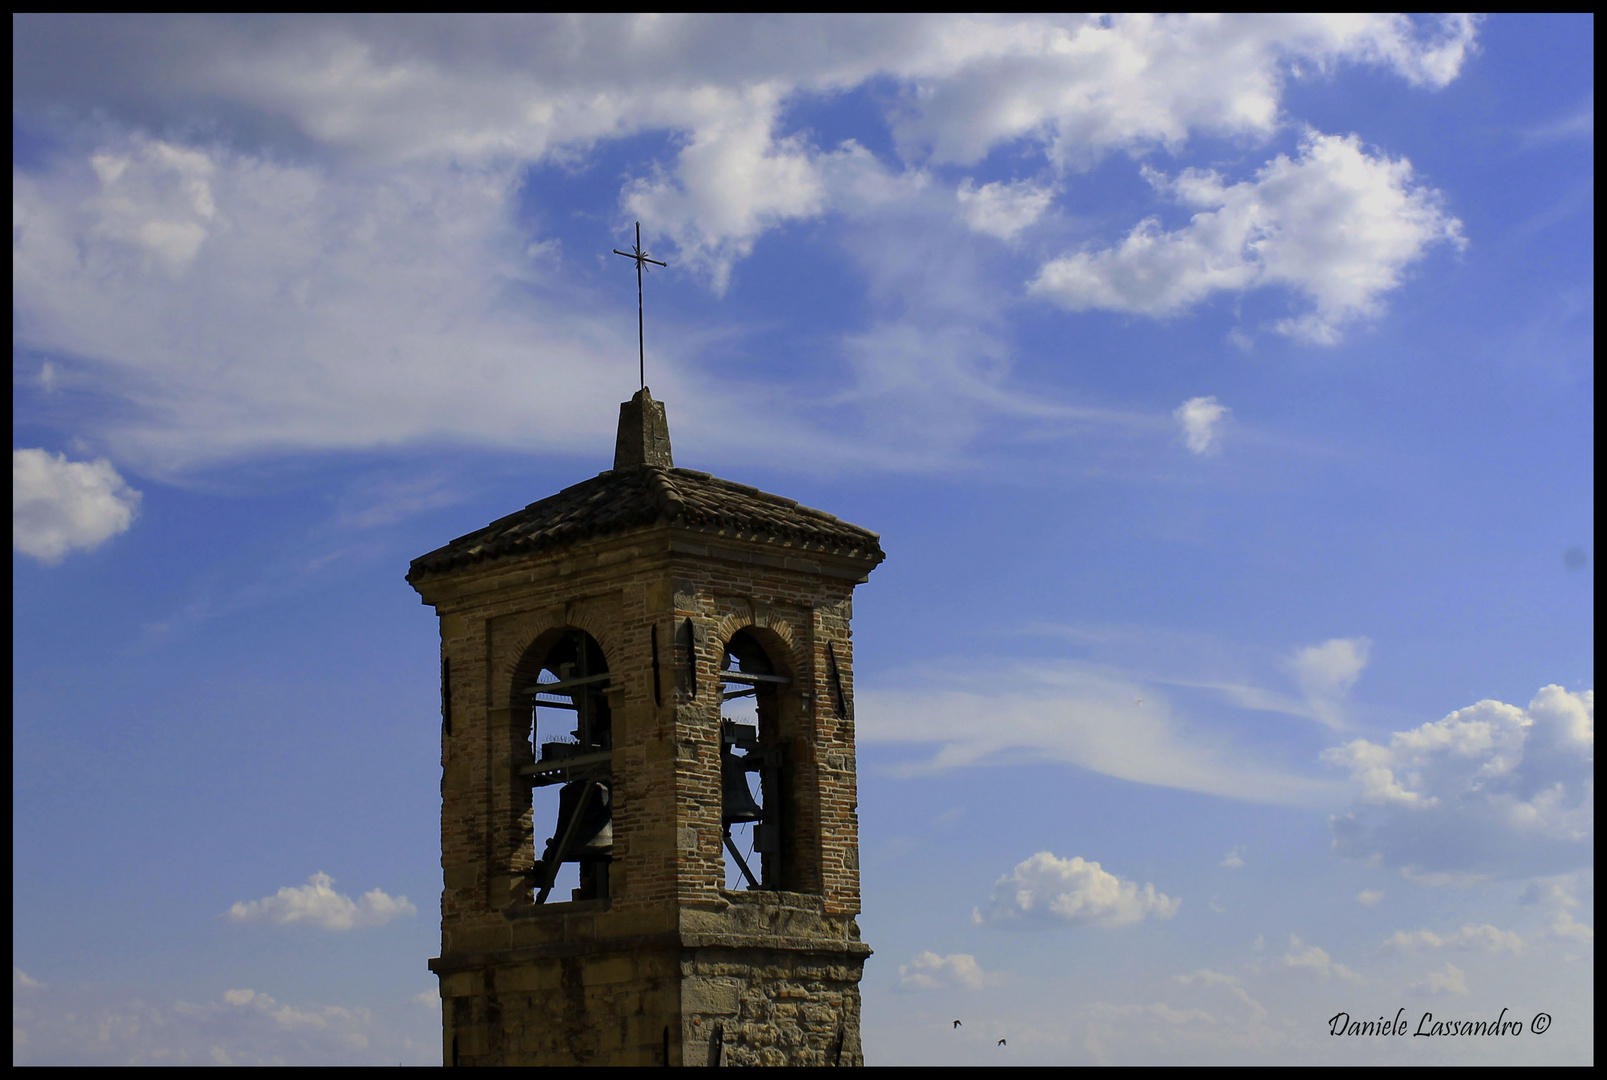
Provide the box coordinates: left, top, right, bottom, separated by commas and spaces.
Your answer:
408, 466, 884, 581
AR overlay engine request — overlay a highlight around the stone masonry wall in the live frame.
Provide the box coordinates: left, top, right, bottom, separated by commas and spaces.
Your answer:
680, 892, 868, 1067
416, 522, 875, 1065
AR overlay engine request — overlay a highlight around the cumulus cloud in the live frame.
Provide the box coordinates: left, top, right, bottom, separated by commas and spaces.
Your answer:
1520, 877, 1596, 945
1175, 396, 1230, 455
624, 87, 829, 290
1030, 132, 1465, 342
14, 16, 1478, 173
13, 449, 142, 563
1381, 924, 1525, 955
224, 872, 416, 931
1220, 848, 1246, 869
11, 16, 1482, 469
956, 178, 1056, 240
10, 983, 434, 1066
1406, 962, 1468, 997
885, 15, 1477, 167
976, 852, 1180, 928
1083, 969, 1279, 1062
1322, 686, 1594, 878
1551, 908, 1594, 944
894, 952, 999, 992
1354, 889, 1384, 906
1286, 637, 1371, 729
1289, 637, 1370, 701
1277, 935, 1361, 982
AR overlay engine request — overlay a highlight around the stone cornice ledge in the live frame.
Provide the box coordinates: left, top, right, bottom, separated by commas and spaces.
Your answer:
429, 933, 871, 975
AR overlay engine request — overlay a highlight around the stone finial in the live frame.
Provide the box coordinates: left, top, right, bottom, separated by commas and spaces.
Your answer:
613, 387, 674, 470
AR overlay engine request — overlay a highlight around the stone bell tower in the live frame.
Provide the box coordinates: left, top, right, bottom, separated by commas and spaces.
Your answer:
408, 388, 884, 1066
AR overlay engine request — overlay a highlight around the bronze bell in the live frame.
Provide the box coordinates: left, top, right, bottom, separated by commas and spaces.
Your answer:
721, 748, 763, 825
548, 780, 612, 861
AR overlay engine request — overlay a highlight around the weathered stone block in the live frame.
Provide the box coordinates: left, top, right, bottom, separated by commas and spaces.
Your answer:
583, 955, 635, 986
438, 972, 476, 998
497, 963, 561, 992
454, 923, 511, 953
682, 977, 741, 1015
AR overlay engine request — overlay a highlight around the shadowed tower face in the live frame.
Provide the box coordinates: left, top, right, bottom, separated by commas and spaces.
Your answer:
408, 388, 885, 1066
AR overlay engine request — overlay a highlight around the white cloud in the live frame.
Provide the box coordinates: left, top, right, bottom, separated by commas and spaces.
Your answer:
884, 15, 1477, 168
11, 17, 1481, 467
860, 660, 1343, 806
975, 852, 1180, 928
1381, 924, 1525, 955
1030, 132, 1465, 342
1286, 636, 1370, 729
1405, 962, 1468, 997
13, 449, 142, 563
1524, 94, 1593, 147
1550, 908, 1594, 944
14, 967, 45, 989
956, 178, 1055, 240
224, 872, 417, 931
894, 952, 999, 992
1278, 935, 1361, 982
1220, 848, 1245, 869
10, 984, 435, 1066
1520, 876, 1596, 944
1323, 686, 1594, 877
1354, 889, 1384, 907
13, 140, 638, 472
1174, 396, 1230, 455
1289, 637, 1370, 700
1082, 969, 1279, 1062
624, 87, 828, 291
14, 16, 1478, 172
85, 142, 217, 275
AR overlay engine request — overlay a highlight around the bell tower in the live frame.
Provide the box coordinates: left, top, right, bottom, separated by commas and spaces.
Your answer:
409, 388, 884, 1066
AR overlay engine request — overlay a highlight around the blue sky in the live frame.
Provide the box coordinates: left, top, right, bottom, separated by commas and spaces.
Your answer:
12, 14, 1592, 1065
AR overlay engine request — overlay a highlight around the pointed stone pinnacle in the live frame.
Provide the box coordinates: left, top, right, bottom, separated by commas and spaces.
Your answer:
613, 386, 674, 471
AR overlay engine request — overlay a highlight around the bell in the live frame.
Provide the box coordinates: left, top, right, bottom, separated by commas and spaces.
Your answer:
544, 780, 612, 863
721, 748, 764, 825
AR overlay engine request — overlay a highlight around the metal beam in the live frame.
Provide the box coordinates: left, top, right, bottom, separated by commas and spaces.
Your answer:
718, 670, 791, 685
524, 672, 612, 696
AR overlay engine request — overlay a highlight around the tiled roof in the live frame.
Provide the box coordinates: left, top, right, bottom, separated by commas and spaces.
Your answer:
408, 467, 885, 581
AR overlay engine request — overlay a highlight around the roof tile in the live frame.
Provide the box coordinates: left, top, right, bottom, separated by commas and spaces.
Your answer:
408, 466, 884, 581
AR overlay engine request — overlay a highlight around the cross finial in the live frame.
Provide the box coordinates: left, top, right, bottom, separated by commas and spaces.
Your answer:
613, 222, 667, 391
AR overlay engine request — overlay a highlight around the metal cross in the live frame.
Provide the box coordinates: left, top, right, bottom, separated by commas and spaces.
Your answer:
613, 222, 668, 390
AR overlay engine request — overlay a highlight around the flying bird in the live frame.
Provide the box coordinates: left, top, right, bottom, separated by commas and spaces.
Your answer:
952, 1020, 962, 1029
998, 1038, 1007, 1047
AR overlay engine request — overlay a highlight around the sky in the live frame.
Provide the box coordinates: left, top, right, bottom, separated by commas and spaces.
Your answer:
11, 14, 1593, 1066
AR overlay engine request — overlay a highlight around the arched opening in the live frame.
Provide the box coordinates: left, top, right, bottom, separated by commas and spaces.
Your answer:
719, 628, 794, 891
517, 629, 613, 904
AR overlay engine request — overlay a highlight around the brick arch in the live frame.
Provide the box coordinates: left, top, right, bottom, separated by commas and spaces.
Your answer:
710, 611, 804, 679
497, 610, 623, 704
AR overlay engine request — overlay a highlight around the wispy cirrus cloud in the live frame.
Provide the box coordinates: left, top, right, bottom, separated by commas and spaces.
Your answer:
859, 658, 1343, 806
